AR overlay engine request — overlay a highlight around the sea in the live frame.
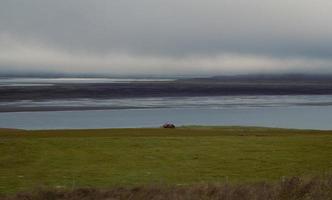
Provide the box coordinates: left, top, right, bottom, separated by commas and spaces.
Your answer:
0, 78, 332, 130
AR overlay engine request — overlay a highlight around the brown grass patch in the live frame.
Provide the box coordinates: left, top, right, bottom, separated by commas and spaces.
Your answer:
1, 176, 332, 200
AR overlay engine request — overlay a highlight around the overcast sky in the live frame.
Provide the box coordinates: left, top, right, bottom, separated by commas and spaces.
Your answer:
1, 0, 332, 76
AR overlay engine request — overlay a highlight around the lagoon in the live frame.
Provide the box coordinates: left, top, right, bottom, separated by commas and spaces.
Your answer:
0, 105, 331, 130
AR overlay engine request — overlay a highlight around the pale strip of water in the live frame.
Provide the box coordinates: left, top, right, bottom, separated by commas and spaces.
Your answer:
2, 95, 332, 110
0, 78, 174, 86
0, 106, 331, 130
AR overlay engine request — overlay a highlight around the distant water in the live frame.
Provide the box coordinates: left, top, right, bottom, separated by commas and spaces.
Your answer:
1, 77, 332, 130
0, 96, 332, 130
2, 95, 332, 110
0, 77, 174, 87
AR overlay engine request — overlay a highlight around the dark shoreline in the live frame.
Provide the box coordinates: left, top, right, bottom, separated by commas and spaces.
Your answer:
2, 77, 332, 112
2, 81, 332, 102
2, 99, 332, 113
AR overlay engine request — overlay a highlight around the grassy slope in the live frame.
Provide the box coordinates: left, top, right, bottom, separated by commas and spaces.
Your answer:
0, 127, 332, 194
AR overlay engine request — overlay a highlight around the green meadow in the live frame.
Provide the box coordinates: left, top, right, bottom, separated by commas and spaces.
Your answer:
1, 127, 332, 194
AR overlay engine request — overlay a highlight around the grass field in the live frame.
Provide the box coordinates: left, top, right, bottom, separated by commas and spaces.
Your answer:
1, 127, 332, 194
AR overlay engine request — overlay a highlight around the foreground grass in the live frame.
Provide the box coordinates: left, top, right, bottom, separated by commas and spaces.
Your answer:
0, 127, 332, 194
2, 176, 332, 200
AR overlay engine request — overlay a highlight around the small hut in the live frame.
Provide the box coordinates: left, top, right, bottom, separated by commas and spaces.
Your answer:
162, 123, 176, 128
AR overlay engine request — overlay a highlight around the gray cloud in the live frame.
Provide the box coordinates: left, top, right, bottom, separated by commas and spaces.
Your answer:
1, 0, 332, 75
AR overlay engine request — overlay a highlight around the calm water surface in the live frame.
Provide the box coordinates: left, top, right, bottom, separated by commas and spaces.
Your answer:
1, 78, 331, 130
0, 104, 331, 130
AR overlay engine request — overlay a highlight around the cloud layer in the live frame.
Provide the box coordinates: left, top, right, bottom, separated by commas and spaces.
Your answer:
1, 0, 332, 75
